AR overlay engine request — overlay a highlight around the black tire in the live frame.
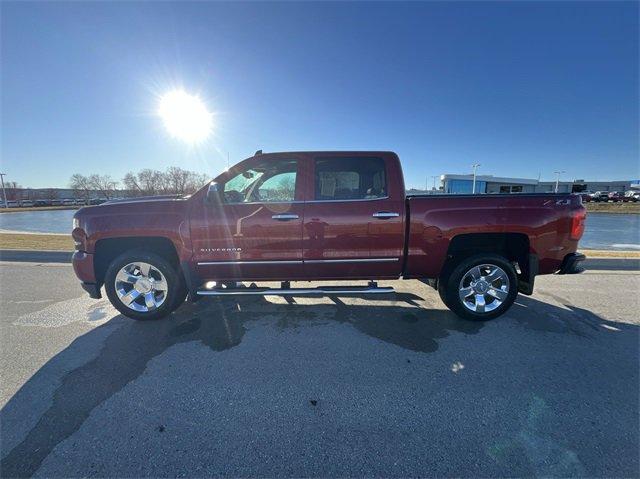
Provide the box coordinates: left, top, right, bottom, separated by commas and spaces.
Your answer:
437, 272, 452, 309
104, 250, 182, 321
173, 275, 188, 312
439, 253, 518, 321
437, 281, 451, 309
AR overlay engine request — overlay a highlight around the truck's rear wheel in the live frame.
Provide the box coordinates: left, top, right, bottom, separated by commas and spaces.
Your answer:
440, 254, 518, 321
104, 250, 182, 321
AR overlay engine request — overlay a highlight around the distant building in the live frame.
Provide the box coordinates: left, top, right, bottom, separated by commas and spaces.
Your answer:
406, 188, 440, 195
440, 174, 634, 194
0, 187, 136, 203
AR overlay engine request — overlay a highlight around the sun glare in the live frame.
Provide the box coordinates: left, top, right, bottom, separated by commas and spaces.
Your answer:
158, 90, 213, 144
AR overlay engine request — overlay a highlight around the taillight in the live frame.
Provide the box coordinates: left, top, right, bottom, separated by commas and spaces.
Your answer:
570, 209, 586, 240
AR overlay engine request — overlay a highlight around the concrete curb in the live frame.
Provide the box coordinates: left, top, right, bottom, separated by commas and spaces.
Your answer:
0, 249, 638, 271
0, 250, 72, 263
581, 257, 639, 271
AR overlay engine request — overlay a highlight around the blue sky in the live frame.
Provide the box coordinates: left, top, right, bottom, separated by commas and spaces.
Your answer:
1, 1, 638, 189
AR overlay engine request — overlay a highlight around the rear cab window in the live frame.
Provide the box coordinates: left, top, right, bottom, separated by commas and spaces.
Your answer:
314, 157, 387, 201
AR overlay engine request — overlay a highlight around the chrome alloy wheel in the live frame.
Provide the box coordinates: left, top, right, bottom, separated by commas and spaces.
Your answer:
458, 264, 510, 313
114, 262, 168, 312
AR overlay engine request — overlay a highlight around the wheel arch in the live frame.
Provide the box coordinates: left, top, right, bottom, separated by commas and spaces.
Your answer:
446, 232, 530, 262
94, 236, 180, 286
442, 232, 534, 294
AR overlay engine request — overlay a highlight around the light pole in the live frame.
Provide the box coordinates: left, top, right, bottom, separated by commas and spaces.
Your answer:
471, 163, 481, 194
431, 175, 438, 191
554, 170, 566, 193
0, 173, 7, 208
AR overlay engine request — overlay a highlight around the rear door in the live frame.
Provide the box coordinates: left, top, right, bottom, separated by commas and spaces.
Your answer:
302, 154, 405, 279
190, 154, 307, 281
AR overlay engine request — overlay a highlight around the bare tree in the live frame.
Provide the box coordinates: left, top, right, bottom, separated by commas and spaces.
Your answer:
121, 167, 208, 196
165, 167, 208, 195
123, 172, 142, 196
166, 167, 190, 194
137, 169, 165, 195
5, 182, 21, 201
69, 173, 92, 200
188, 172, 209, 193
69, 168, 207, 200
88, 174, 117, 199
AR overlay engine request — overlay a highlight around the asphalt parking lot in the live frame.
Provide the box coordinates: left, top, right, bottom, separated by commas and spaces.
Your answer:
0, 262, 638, 478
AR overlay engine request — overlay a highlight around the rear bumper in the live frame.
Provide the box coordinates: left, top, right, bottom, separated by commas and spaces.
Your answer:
558, 253, 586, 274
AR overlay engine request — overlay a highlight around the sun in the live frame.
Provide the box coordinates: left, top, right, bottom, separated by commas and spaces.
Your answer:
158, 90, 213, 144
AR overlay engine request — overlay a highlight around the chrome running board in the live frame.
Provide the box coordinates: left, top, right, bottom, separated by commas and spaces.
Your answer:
196, 284, 394, 297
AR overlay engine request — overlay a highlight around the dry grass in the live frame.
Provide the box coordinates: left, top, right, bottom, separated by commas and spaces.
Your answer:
0, 233, 74, 251
586, 202, 640, 214
0, 206, 79, 214
581, 249, 640, 258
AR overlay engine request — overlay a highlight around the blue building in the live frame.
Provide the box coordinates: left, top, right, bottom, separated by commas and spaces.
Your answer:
441, 174, 538, 194
440, 174, 633, 194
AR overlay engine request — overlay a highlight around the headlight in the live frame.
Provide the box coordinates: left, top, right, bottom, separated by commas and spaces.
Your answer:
73, 217, 80, 229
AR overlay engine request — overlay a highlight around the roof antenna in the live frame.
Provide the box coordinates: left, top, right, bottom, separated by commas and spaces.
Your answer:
254, 149, 262, 156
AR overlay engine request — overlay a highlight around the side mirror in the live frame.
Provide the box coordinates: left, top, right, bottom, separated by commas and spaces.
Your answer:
206, 182, 222, 204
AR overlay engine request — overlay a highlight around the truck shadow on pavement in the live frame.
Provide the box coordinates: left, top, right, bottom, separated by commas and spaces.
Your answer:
1, 292, 636, 477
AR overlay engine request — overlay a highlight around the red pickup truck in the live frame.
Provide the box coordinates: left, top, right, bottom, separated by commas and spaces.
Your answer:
72, 151, 586, 321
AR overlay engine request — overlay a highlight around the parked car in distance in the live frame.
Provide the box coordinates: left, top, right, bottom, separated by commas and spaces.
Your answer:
19, 200, 34, 207
35, 199, 52, 207
62, 198, 75, 206
72, 150, 587, 323
74, 198, 87, 206
607, 191, 632, 202
51, 199, 63, 206
578, 192, 592, 202
5, 200, 19, 208
624, 191, 639, 202
590, 191, 610, 202
88, 198, 107, 206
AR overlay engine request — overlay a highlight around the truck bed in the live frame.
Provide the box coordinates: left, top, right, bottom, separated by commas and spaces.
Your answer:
404, 193, 584, 278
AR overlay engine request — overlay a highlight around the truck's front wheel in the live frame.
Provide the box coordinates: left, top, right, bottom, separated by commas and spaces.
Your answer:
104, 250, 183, 321
439, 254, 518, 321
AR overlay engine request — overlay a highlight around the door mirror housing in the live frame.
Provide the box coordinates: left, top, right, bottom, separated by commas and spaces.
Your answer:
206, 182, 222, 204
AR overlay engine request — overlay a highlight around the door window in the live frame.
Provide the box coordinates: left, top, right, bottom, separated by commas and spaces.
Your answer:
314, 157, 386, 200
256, 172, 296, 202
223, 159, 297, 203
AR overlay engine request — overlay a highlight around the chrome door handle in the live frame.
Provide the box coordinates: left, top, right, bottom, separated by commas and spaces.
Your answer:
272, 214, 299, 221
372, 211, 399, 219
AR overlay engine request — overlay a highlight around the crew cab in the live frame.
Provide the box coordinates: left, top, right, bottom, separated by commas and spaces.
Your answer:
72, 151, 586, 321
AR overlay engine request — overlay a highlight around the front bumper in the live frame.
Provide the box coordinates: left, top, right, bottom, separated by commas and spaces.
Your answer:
558, 253, 586, 274
72, 251, 96, 282
81, 282, 102, 299
72, 251, 101, 298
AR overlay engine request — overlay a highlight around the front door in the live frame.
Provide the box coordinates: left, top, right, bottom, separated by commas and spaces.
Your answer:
302, 154, 405, 279
190, 155, 306, 281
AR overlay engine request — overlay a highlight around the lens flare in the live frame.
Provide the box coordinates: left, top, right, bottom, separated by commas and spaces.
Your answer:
158, 90, 213, 144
